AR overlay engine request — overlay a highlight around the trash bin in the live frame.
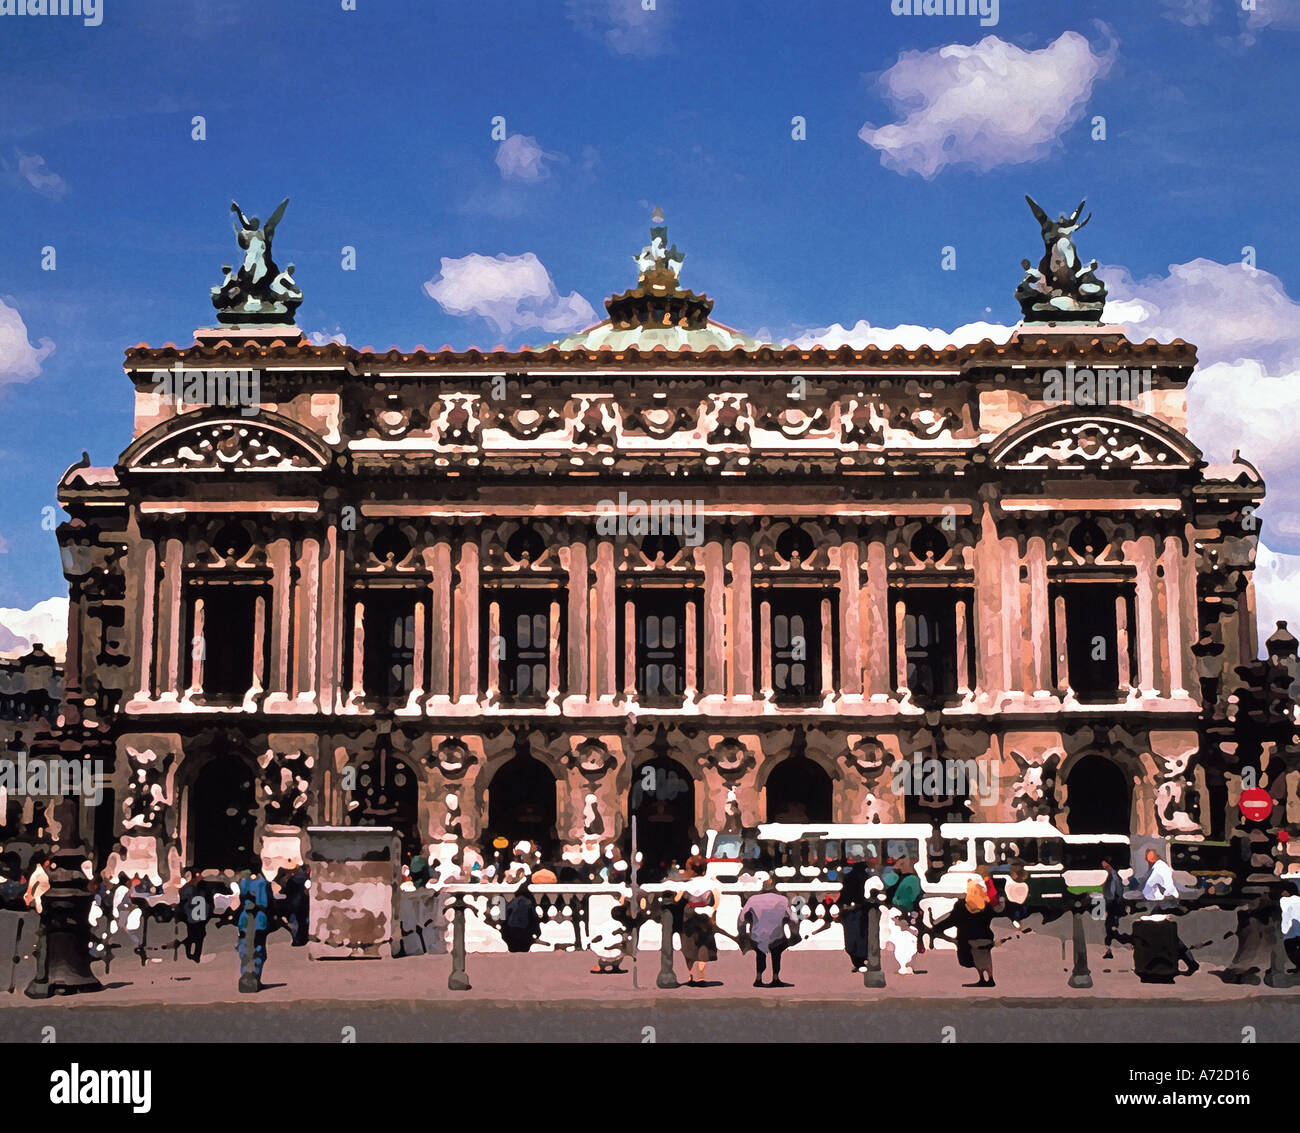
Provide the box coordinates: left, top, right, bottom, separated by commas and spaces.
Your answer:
1132, 915, 1180, 983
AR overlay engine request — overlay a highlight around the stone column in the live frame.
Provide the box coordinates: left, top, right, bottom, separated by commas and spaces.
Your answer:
157, 534, 185, 701
185, 596, 205, 698
566, 540, 589, 706
268, 536, 293, 698
453, 540, 479, 703
1132, 533, 1158, 696
486, 598, 501, 701
410, 599, 427, 702
820, 596, 834, 699
133, 536, 157, 701
701, 539, 726, 697
893, 597, 908, 694
729, 537, 753, 700
838, 540, 862, 697
1115, 592, 1132, 696
250, 592, 267, 695
955, 597, 971, 694
1053, 593, 1071, 695
593, 540, 616, 700
547, 598, 562, 702
973, 504, 1005, 696
1161, 535, 1187, 697
623, 598, 637, 699
1025, 533, 1050, 694
318, 524, 342, 709
350, 599, 366, 701
758, 597, 773, 699
293, 535, 321, 703
865, 535, 890, 699
427, 538, 453, 702
684, 600, 698, 701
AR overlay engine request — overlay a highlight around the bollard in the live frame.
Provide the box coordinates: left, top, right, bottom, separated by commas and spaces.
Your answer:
1264, 905, 1298, 989
1068, 901, 1093, 989
657, 899, 679, 989
448, 894, 471, 991
863, 899, 886, 988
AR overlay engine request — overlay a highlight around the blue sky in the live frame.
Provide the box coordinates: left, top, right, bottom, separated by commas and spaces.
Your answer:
1, 0, 1298, 647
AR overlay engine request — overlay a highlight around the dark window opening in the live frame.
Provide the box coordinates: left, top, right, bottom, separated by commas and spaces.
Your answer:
1057, 583, 1129, 702
899, 591, 961, 705
361, 592, 419, 701
635, 594, 689, 702
188, 585, 260, 701
490, 592, 563, 703
762, 591, 827, 704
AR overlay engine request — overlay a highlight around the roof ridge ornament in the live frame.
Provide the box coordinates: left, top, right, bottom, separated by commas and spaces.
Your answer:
1016, 195, 1108, 325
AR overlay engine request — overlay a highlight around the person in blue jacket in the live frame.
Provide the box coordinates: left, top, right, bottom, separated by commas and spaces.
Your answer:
236, 869, 271, 992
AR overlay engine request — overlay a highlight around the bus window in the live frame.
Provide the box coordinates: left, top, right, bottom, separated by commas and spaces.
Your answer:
712, 835, 742, 859
885, 839, 919, 864
844, 839, 872, 862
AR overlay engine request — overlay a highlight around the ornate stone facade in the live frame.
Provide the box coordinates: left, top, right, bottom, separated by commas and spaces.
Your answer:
41, 214, 1272, 881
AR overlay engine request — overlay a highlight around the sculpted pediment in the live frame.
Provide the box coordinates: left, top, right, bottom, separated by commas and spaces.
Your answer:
989, 408, 1199, 472
121, 412, 331, 473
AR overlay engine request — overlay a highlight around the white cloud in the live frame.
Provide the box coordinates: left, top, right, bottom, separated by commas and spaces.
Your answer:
0, 597, 67, 662
0, 296, 55, 390
859, 31, 1116, 178
495, 134, 561, 183
422, 252, 596, 338
1107, 259, 1300, 371
1159, 0, 1214, 26
12, 151, 68, 200
308, 328, 348, 346
1252, 544, 1300, 646
1108, 258, 1300, 554
565, 0, 670, 56
784, 318, 1013, 351
1246, 0, 1300, 30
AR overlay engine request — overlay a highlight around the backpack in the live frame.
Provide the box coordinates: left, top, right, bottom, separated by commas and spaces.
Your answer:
505, 897, 535, 931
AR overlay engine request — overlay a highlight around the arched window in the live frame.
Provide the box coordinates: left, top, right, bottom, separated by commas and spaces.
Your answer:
764, 756, 832, 823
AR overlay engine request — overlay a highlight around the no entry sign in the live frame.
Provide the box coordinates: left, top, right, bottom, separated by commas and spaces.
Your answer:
1238, 788, 1274, 822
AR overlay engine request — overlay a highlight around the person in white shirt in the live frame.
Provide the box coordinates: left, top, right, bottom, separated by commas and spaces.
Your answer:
1141, 849, 1179, 902
1140, 848, 1198, 975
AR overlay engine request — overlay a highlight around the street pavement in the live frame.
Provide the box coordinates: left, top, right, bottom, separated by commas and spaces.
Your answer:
1, 909, 1297, 1042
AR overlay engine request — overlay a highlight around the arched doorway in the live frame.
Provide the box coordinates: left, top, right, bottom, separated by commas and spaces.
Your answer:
1065, 755, 1131, 834
349, 749, 421, 861
765, 756, 832, 823
627, 757, 695, 881
191, 757, 257, 872
485, 753, 558, 861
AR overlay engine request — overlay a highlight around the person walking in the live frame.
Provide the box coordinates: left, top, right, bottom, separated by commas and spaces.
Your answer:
880, 856, 923, 974
236, 869, 272, 993
1140, 847, 1198, 975
931, 879, 1000, 987
675, 854, 722, 986
178, 868, 214, 963
281, 863, 310, 947
836, 859, 872, 973
1101, 858, 1129, 959
1282, 874, 1300, 971
501, 881, 542, 953
1003, 861, 1031, 929
23, 854, 51, 915
739, 877, 800, 988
